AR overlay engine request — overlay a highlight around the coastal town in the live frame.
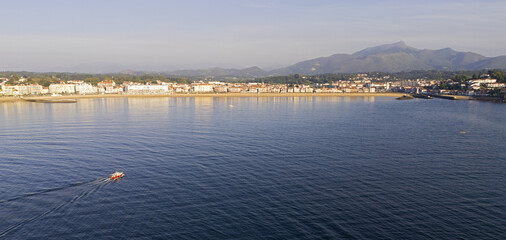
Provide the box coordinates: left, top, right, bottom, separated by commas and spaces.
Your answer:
0, 73, 505, 99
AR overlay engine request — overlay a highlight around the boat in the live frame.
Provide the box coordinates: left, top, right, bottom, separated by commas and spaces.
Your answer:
109, 172, 124, 180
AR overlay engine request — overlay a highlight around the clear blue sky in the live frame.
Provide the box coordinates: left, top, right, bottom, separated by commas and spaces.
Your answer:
1, 0, 505, 71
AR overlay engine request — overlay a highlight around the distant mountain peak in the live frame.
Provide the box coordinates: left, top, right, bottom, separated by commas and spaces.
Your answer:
435, 47, 456, 52
243, 66, 262, 70
391, 41, 407, 47
352, 41, 416, 58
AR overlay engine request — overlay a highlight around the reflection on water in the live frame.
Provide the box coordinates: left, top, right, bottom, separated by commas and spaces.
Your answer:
0, 96, 380, 120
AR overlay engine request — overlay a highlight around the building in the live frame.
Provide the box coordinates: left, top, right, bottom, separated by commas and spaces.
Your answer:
97, 80, 116, 89
469, 78, 497, 90
49, 83, 76, 94
75, 82, 97, 94
191, 83, 213, 93
487, 82, 505, 88
125, 84, 169, 94
213, 86, 228, 93
26, 84, 43, 95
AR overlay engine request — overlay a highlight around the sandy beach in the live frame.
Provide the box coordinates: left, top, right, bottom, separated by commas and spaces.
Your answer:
0, 92, 406, 103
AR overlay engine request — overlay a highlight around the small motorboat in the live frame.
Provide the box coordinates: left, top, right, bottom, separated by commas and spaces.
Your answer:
109, 172, 124, 180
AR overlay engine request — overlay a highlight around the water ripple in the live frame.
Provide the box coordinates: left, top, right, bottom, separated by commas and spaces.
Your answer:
0, 97, 505, 239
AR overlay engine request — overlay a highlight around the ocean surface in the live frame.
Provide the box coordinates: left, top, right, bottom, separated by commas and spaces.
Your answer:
0, 96, 505, 239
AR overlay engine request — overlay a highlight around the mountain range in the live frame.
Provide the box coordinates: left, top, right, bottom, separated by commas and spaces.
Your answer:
59, 42, 506, 76
272, 41, 506, 75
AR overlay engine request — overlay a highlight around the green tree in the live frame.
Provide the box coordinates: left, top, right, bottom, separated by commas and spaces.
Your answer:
489, 69, 506, 83
453, 74, 470, 83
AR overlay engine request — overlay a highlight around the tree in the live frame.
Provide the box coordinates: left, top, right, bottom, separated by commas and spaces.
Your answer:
39, 79, 52, 87
453, 74, 470, 83
489, 69, 506, 83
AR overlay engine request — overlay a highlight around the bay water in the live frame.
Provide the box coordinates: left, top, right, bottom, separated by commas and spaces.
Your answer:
0, 96, 505, 239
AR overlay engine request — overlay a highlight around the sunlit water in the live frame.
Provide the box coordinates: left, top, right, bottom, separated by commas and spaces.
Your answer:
0, 96, 505, 239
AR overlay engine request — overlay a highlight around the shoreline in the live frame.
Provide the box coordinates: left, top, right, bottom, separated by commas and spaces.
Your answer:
0, 93, 405, 103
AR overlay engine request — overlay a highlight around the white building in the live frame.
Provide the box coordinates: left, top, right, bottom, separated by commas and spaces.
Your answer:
208, 81, 225, 85
487, 82, 506, 88
192, 84, 213, 92
0, 85, 43, 96
468, 78, 497, 90
26, 84, 43, 95
125, 84, 169, 94
75, 82, 97, 94
49, 83, 76, 94
3, 85, 18, 95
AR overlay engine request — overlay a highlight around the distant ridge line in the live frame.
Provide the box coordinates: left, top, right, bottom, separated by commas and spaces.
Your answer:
7, 42, 506, 75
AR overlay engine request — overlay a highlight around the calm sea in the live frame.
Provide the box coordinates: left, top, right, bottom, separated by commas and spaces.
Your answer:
0, 96, 505, 239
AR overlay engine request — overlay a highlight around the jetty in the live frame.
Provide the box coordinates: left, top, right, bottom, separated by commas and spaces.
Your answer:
429, 94, 456, 100
412, 94, 432, 99
23, 98, 77, 103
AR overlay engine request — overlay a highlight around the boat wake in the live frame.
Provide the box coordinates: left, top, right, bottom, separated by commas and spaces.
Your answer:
0, 177, 112, 238
0, 178, 108, 204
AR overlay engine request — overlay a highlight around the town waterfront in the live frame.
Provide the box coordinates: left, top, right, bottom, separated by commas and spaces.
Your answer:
1, 96, 505, 239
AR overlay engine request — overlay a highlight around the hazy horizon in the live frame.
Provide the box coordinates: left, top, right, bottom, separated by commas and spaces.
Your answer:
2, 0, 506, 72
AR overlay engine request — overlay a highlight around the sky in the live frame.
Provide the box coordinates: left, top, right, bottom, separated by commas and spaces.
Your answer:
1, 0, 506, 72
